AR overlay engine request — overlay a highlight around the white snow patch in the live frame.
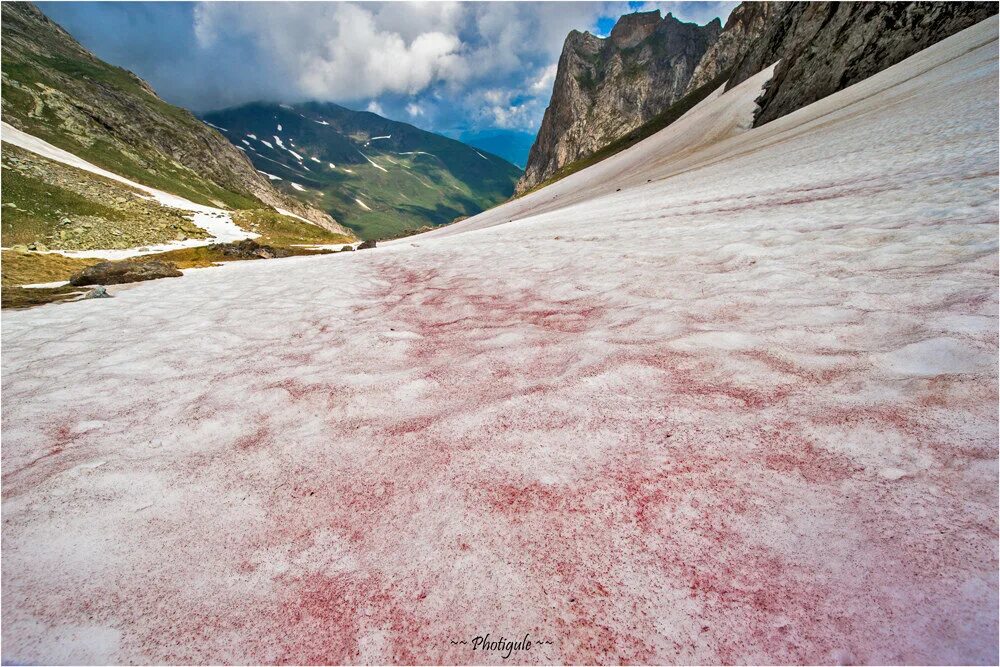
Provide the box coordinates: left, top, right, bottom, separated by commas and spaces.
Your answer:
257, 170, 282, 181
354, 197, 371, 210
277, 124, 283, 132
358, 152, 388, 173
21, 281, 70, 289
290, 182, 307, 192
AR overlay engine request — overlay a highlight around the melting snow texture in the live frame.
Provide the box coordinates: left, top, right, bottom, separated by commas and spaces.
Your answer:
1, 17, 998, 666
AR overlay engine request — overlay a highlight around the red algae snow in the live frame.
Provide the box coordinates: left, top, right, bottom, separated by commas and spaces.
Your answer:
2, 18, 998, 665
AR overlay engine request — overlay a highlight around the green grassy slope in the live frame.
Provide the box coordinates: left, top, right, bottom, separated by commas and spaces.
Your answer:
203, 102, 523, 239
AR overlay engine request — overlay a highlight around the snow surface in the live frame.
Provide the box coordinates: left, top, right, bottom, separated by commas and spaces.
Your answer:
0, 122, 256, 259
355, 197, 372, 210
2, 18, 998, 665
359, 151, 389, 172
290, 182, 306, 192
257, 170, 282, 181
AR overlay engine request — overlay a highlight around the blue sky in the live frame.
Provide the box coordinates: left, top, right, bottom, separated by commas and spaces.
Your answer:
38, 2, 736, 138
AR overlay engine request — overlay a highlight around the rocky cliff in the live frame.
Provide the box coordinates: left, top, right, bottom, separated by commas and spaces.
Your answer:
521, 1, 998, 196
1, 2, 347, 234
685, 2, 779, 94
516, 11, 720, 193
723, 1, 999, 127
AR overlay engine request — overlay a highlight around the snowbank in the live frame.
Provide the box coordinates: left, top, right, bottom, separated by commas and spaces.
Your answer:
1, 17, 997, 666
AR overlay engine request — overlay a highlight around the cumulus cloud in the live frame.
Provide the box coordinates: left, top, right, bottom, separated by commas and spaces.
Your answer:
38, 1, 736, 135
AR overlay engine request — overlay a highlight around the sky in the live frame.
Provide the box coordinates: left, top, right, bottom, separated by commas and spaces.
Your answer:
37, 1, 737, 139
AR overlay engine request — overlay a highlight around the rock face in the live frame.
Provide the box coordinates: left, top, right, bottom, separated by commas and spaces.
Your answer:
69, 260, 182, 286
726, 1, 1000, 127
516, 11, 721, 193
1, 3, 346, 234
685, 2, 779, 93
520, 2, 998, 195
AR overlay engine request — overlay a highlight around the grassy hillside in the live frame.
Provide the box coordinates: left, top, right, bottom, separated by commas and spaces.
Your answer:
1, 3, 345, 234
203, 102, 523, 239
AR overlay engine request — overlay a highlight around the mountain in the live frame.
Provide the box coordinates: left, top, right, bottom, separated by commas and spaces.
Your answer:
684, 2, 779, 94
0, 2, 349, 238
515, 10, 721, 193
4, 16, 997, 663
723, 1, 1000, 126
202, 102, 523, 240
518, 1, 997, 195
458, 129, 536, 169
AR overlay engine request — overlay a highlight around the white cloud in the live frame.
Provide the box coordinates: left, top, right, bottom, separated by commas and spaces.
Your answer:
52, 1, 736, 135
529, 64, 559, 94
367, 100, 384, 115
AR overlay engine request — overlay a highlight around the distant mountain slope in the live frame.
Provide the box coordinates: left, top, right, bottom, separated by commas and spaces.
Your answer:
458, 130, 536, 169
0, 2, 345, 234
202, 102, 522, 240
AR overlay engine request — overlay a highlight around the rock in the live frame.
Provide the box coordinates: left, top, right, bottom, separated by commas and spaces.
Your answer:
357, 239, 377, 250
27, 242, 48, 252
516, 10, 721, 193
725, 1, 999, 126
83, 285, 112, 299
685, 2, 779, 94
69, 260, 183, 286
10, 244, 30, 254
340, 245, 356, 252
60, 217, 72, 226
209, 239, 291, 260
4, 202, 17, 208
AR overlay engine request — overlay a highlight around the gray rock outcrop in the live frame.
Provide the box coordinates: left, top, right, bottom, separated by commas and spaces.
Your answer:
516, 11, 721, 193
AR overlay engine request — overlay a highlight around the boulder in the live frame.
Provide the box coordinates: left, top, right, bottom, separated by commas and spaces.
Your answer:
210, 239, 292, 260
357, 239, 377, 250
83, 285, 112, 299
70, 259, 183, 286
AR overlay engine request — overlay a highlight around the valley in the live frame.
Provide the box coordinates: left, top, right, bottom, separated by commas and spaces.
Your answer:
203, 102, 522, 240
1, 2, 997, 665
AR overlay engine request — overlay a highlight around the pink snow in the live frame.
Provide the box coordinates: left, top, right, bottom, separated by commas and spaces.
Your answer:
1, 17, 998, 666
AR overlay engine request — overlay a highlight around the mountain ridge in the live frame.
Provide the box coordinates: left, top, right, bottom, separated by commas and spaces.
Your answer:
1, 2, 348, 236
518, 0, 998, 194
203, 100, 522, 240
515, 10, 720, 194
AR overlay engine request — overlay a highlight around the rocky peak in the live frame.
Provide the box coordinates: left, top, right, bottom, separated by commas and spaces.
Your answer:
516, 9, 721, 193
686, 2, 779, 93
609, 10, 662, 47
